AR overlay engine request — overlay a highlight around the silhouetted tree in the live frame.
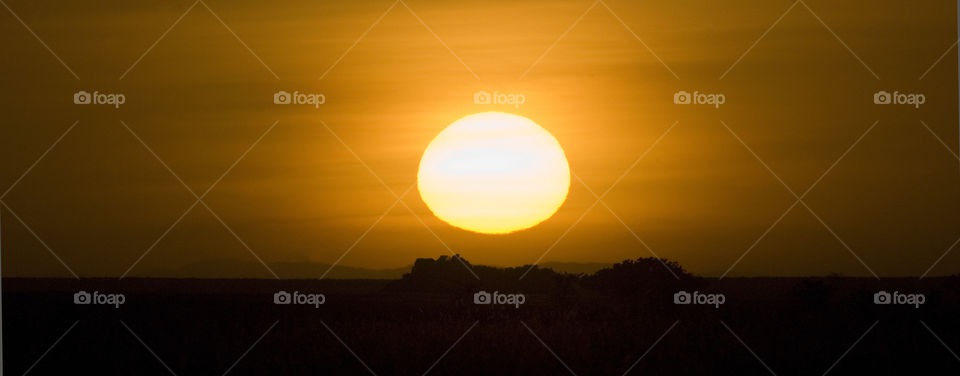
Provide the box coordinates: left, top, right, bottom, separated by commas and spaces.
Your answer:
581, 258, 688, 309
386, 256, 579, 293
388, 254, 481, 293
583, 257, 691, 295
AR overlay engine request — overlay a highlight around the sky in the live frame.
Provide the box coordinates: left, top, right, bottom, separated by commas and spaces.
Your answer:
1, 0, 958, 278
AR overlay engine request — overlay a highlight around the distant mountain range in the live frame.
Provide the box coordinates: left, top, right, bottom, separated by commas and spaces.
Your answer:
0, 259, 614, 279
139, 260, 615, 279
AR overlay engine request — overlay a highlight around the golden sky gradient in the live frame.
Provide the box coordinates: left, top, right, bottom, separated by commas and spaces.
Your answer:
1, 0, 958, 277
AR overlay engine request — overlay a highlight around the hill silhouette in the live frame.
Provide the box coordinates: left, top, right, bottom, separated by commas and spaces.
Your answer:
386, 255, 696, 297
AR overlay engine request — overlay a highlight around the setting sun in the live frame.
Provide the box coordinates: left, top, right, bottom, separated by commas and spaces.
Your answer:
417, 112, 571, 234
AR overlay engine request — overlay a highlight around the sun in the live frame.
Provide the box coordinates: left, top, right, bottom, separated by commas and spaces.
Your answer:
417, 112, 570, 234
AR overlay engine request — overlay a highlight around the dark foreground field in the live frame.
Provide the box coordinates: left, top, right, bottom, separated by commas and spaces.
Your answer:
4, 261, 960, 375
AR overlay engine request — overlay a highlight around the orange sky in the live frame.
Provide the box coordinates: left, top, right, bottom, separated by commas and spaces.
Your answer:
1, 0, 958, 278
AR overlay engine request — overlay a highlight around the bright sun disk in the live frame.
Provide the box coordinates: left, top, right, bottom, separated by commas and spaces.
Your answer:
417, 112, 570, 234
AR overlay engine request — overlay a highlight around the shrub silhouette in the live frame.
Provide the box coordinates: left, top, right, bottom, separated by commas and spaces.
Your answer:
386, 255, 480, 293
386, 255, 568, 293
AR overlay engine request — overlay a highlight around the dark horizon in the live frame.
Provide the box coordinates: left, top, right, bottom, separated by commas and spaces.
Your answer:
3, 255, 956, 279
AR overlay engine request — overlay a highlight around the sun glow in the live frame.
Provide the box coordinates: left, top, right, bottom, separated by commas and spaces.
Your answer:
417, 112, 570, 234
